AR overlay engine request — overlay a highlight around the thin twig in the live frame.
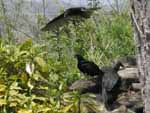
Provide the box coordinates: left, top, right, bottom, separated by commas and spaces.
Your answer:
130, 9, 143, 37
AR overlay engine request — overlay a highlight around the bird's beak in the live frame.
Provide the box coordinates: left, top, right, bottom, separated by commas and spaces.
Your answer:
118, 62, 125, 70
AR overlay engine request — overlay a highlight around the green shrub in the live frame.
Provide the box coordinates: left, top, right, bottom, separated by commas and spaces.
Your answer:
0, 10, 135, 113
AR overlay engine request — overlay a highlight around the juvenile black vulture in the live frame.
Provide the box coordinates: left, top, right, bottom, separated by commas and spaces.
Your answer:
41, 7, 95, 31
75, 54, 104, 77
101, 61, 124, 111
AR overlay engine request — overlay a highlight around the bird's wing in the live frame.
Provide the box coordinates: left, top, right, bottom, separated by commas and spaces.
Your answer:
81, 61, 100, 72
41, 12, 69, 31
41, 7, 93, 31
102, 71, 119, 91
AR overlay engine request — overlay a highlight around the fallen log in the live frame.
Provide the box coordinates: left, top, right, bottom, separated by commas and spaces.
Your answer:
118, 67, 137, 79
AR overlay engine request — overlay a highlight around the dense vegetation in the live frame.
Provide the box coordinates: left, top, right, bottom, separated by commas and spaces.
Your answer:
0, 6, 135, 113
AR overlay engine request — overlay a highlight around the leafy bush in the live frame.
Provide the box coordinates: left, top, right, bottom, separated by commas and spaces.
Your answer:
0, 10, 135, 113
0, 39, 102, 113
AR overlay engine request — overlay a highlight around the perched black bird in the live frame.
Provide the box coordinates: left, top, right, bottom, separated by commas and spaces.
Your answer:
101, 61, 124, 111
75, 54, 104, 77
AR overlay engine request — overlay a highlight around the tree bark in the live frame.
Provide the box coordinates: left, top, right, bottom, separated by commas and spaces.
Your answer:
130, 0, 150, 112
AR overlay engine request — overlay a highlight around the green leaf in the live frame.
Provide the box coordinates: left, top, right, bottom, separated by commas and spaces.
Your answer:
18, 109, 32, 113
62, 104, 73, 112
34, 57, 49, 72
19, 39, 33, 51
0, 99, 6, 106
0, 84, 6, 92
26, 63, 35, 75
20, 72, 28, 84
27, 79, 34, 90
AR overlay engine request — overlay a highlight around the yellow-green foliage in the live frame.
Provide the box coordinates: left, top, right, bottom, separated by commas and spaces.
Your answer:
0, 39, 102, 113
0, 12, 135, 113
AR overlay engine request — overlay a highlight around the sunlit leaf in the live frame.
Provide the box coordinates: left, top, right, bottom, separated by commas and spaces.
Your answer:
17, 109, 32, 113
50, 97, 55, 105
80, 102, 88, 113
59, 82, 63, 90
26, 63, 35, 75
27, 79, 34, 90
0, 84, 6, 92
34, 57, 49, 72
10, 82, 21, 90
0, 99, 6, 106
8, 75, 18, 81
62, 104, 73, 112
20, 72, 28, 84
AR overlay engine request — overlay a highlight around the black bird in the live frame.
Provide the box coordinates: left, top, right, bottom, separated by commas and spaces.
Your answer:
101, 61, 124, 111
75, 54, 104, 77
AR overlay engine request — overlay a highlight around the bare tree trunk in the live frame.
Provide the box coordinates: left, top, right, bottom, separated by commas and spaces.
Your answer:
130, 0, 150, 113
0, 0, 7, 35
42, 0, 46, 18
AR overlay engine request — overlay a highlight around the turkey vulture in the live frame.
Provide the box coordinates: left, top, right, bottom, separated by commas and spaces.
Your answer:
75, 54, 104, 77
41, 7, 95, 31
